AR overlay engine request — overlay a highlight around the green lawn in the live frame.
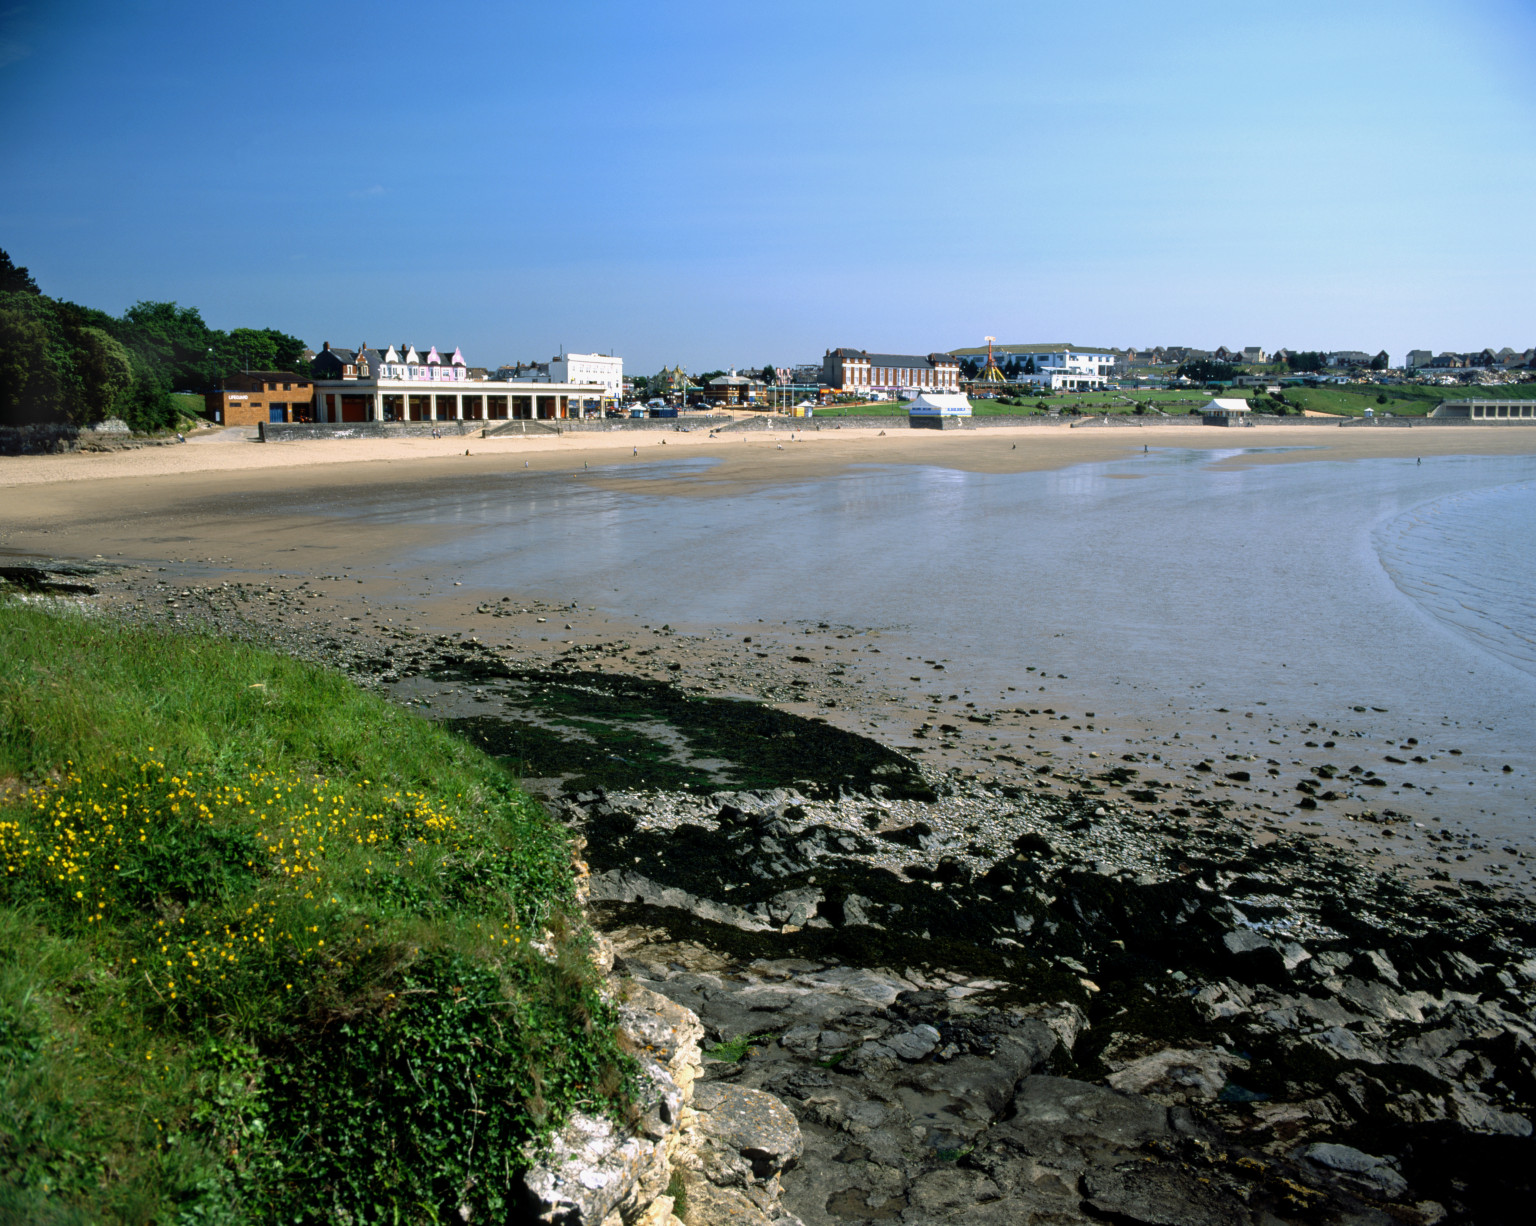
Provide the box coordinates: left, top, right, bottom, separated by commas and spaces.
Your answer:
169, 392, 206, 423
813, 383, 1536, 420
1270, 382, 1536, 417
0, 602, 630, 1224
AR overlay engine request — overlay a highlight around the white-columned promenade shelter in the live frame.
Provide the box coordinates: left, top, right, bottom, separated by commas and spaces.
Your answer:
310, 342, 603, 422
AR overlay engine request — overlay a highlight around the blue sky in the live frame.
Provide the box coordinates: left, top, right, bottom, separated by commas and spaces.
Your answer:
2, 0, 1532, 371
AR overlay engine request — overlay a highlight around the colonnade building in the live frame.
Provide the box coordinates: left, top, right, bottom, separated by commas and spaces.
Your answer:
310, 342, 603, 422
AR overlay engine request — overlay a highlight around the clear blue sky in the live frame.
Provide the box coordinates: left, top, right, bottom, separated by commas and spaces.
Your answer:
2, 0, 1532, 371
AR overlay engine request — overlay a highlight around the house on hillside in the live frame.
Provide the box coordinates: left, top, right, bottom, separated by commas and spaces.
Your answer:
1240, 346, 1268, 365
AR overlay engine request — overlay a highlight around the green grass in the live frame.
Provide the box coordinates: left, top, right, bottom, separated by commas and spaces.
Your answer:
0, 602, 632, 1224
814, 383, 1536, 420
168, 392, 206, 423
704, 1033, 773, 1063
1268, 382, 1536, 417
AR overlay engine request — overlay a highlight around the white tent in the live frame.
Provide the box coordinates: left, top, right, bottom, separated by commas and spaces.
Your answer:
907, 392, 973, 417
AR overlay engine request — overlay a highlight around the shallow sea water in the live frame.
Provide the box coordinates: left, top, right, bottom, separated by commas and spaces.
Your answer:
374, 447, 1536, 843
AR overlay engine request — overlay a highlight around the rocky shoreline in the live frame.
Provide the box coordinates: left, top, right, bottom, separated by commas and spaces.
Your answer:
7, 559, 1535, 1223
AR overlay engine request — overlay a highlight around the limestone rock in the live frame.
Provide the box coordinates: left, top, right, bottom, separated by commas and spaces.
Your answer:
691, 1081, 804, 1192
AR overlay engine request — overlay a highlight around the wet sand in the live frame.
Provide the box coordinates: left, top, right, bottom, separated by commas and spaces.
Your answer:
4, 422, 1534, 893
6, 418, 1536, 495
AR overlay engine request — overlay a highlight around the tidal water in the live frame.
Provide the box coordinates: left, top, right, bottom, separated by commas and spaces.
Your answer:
370, 447, 1536, 841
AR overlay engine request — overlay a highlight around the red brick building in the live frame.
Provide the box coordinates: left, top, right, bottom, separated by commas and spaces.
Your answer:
204, 371, 314, 426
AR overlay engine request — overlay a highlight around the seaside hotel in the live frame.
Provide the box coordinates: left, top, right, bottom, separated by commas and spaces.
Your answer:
309, 343, 606, 423
822, 348, 962, 397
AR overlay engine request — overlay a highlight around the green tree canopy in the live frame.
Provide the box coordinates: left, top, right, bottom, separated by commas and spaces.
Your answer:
0, 266, 311, 431
1176, 358, 1238, 383
0, 248, 40, 295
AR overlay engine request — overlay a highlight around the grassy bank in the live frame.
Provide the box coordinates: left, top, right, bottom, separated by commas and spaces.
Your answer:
0, 601, 631, 1224
813, 384, 1536, 419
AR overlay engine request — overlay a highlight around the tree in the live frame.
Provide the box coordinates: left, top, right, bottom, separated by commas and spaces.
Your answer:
1285, 351, 1327, 373
1023, 356, 1037, 375
960, 358, 980, 379
760, 365, 776, 384
1176, 359, 1238, 383
74, 327, 135, 423
0, 248, 39, 295
0, 294, 60, 425
116, 300, 217, 391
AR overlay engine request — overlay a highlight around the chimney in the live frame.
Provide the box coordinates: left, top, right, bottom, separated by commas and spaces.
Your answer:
323, 341, 330, 351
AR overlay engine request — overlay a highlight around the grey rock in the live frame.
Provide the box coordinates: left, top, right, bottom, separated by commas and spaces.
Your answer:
769, 886, 823, 926
1083, 1163, 1250, 1226
884, 1024, 941, 1061
841, 892, 883, 927
693, 1081, 805, 1187
1005, 1076, 1170, 1150
1223, 928, 1272, 956
591, 868, 773, 931
1106, 1047, 1234, 1102
905, 1167, 1001, 1214
1303, 1142, 1410, 1199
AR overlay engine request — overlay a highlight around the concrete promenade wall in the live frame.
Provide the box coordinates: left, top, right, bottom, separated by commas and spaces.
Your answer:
258, 413, 1536, 444
259, 420, 483, 442
551, 416, 734, 434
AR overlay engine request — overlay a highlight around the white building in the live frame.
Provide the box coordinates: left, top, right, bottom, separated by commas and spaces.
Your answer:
501, 352, 623, 400
1014, 350, 1114, 391
546, 353, 623, 399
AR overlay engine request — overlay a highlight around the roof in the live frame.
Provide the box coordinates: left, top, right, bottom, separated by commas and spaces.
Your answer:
947, 342, 1122, 357
1204, 398, 1252, 413
830, 350, 953, 370
908, 392, 972, 415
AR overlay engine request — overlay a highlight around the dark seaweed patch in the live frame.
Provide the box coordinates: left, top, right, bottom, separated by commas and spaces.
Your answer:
436, 666, 934, 800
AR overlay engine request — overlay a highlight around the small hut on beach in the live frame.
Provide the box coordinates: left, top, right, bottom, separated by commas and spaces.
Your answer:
1201, 398, 1254, 427
908, 392, 973, 429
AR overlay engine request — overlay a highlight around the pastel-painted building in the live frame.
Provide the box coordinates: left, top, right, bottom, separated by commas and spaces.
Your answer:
312, 342, 471, 383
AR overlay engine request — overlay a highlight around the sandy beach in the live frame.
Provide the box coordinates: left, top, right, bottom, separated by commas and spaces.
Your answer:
7, 418, 1536, 497
5, 419, 1534, 895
